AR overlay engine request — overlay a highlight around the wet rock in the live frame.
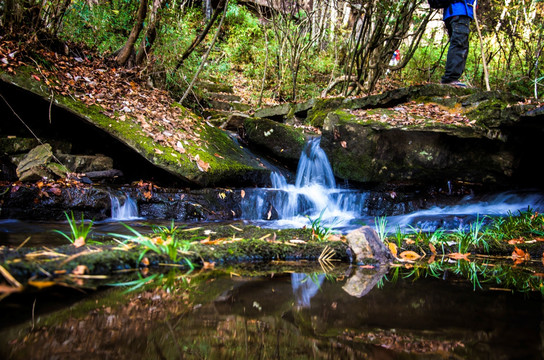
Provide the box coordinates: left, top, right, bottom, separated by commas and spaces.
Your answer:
262, 203, 279, 220
244, 117, 306, 165
345, 226, 393, 264
320, 109, 528, 189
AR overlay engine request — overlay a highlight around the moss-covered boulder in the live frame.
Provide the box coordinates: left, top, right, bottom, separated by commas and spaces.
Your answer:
244, 117, 306, 165
0, 69, 270, 187
254, 103, 292, 122
320, 110, 522, 188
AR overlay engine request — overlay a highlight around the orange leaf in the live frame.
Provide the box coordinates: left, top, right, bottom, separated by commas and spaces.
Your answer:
508, 238, 525, 245
203, 261, 215, 269
72, 265, 89, 275
429, 243, 437, 255
388, 242, 398, 257
197, 159, 210, 172
512, 247, 530, 263
28, 280, 57, 289
448, 252, 471, 261
31, 74, 40, 81
399, 250, 421, 261
141, 257, 150, 266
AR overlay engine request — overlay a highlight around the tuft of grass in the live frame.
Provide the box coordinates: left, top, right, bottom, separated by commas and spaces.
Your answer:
111, 223, 194, 269
307, 209, 337, 242
374, 216, 388, 242
53, 211, 94, 245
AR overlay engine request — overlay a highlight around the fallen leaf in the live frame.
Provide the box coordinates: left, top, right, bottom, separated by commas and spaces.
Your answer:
399, 250, 421, 261
197, 159, 210, 172
388, 242, 398, 257
512, 247, 530, 264
203, 261, 215, 269
49, 187, 62, 196
448, 252, 471, 261
28, 280, 57, 289
508, 238, 525, 245
429, 243, 437, 255
72, 265, 89, 275
141, 257, 150, 266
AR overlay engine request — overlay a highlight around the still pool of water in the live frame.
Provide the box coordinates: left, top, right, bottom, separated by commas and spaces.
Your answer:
1, 265, 542, 359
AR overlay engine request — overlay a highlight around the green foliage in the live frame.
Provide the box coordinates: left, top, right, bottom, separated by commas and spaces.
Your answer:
111, 223, 195, 268
485, 208, 544, 241
53, 211, 94, 244
307, 209, 337, 242
60, 0, 139, 53
374, 216, 388, 242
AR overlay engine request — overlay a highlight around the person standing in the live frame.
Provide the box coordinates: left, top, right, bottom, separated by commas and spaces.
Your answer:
441, 0, 475, 87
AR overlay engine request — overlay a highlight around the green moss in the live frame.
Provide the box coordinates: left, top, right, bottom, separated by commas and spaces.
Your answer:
306, 97, 345, 127
466, 98, 507, 127
1, 67, 268, 187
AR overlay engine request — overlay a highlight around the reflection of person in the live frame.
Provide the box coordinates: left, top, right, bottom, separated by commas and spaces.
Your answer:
441, 0, 475, 87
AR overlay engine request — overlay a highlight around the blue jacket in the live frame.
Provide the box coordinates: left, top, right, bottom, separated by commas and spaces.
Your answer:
444, 0, 475, 20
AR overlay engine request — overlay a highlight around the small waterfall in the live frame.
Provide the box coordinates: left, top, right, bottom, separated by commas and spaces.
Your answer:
110, 194, 140, 220
241, 137, 366, 228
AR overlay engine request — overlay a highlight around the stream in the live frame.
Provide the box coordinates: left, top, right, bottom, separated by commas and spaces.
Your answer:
1, 266, 543, 359
1, 137, 544, 358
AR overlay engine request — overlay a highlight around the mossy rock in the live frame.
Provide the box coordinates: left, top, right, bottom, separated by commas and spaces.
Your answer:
321, 110, 517, 187
244, 117, 306, 164
0, 68, 269, 187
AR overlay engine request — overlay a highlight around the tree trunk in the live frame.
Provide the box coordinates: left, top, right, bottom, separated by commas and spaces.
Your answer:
116, 0, 148, 66
135, 0, 165, 65
174, 0, 226, 70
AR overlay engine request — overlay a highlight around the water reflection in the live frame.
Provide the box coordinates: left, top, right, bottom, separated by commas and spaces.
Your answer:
1, 264, 543, 359
291, 273, 325, 308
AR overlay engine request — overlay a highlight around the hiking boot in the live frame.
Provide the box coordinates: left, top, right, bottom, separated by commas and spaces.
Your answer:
441, 80, 469, 88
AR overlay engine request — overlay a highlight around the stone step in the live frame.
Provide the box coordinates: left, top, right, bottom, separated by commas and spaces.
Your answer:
205, 92, 242, 102
206, 99, 252, 112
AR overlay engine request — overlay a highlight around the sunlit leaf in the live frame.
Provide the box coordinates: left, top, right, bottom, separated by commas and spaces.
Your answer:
388, 242, 398, 257
28, 280, 57, 289
72, 265, 89, 275
448, 252, 471, 261
429, 243, 437, 255
399, 250, 420, 261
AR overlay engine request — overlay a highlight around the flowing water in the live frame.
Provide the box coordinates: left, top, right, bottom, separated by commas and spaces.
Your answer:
2, 138, 544, 358
240, 137, 544, 233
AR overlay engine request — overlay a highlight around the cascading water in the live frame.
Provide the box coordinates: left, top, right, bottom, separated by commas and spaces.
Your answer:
240, 137, 544, 233
110, 194, 140, 220
241, 137, 366, 228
